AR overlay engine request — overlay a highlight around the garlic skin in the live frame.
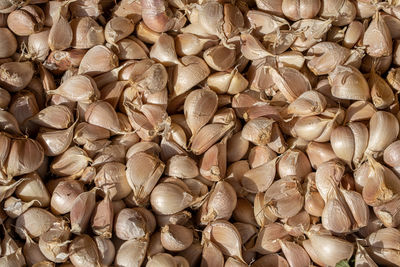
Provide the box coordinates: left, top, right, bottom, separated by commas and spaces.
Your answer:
282, 0, 320, 21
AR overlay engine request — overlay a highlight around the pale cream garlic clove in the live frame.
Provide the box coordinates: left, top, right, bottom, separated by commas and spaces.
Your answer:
175, 33, 216, 57
283, 210, 310, 237
227, 131, 249, 163
50, 146, 91, 177
240, 33, 272, 60
383, 140, 400, 167
363, 12, 393, 57
253, 223, 290, 254
115, 238, 148, 267
362, 157, 400, 206
368, 67, 395, 109
70, 17, 104, 49
278, 240, 310, 267
78, 45, 119, 76
191, 122, 234, 155
315, 159, 345, 202
16, 172, 50, 207
344, 100, 376, 123
306, 42, 351, 75
27, 29, 50, 62
70, 189, 97, 235
184, 88, 218, 135
104, 16, 135, 45
329, 65, 370, 100
253, 192, 278, 227
30, 105, 74, 130
291, 18, 332, 51
22, 228, 47, 266
126, 152, 164, 205
330, 126, 355, 168
94, 162, 130, 201
69, 235, 101, 267
307, 234, 353, 266
150, 33, 180, 66
207, 69, 249, 95
202, 220, 243, 261
373, 195, 400, 228
3, 197, 39, 219
201, 181, 237, 224
319, 0, 356, 26
114, 208, 154, 240
366, 111, 399, 156
172, 56, 210, 97
116, 37, 149, 60
48, 13, 72, 51
281, 0, 320, 21
161, 224, 193, 252
241, 157, 277, 193
0, 248, 25, 267
38, 221, 71, 263
241, 117, 275, 146
286, 90, 327, 116
246, 10, 288, 37
150, 181, 194, 215
200, 139, 227, 181
306, 141, 337, 169
264, 176, 304, 218
15, 207, 59, 239
277, 149, 311, 180
203, 45, 236, 71
155, 210, 192, 228
166, 155, 199, 179
50, 180, 84, 215
304, 173, 325, 217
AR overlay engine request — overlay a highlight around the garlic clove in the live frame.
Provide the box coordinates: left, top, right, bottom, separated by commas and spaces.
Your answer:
70, 189, 97, 235
78, 45, 119, 76
115, 238, 148, 267
241, 157, 277, 193
69, 235, 101, 267
253, 223, 290, 254
161, 224, 194, 252
363, 12, 393, 57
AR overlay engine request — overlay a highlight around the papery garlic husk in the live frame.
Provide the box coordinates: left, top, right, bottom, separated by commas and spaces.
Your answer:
254, 192, 278, 227
308, 233, 354, 266
38, 220, 71, 263
78, 45, 119, 76
165, 155, 198, 179
48, 13, 72, 51
44, 49, 86, 74
315, 159, 345, 202
114, 208, 152, 240
264, 176, 304, 218
36, 119, 77, 156
16, 172, 50, 207
252, 254, 289, 267
201, 181, 236, 224
70, 17, 104, 49
50, 180, 84, 215
15, 208, 59, 239
126, 141, 161, 159
278, 149, 311, 180
387, 67, 400, 91
267, 66, 311, 102
278, 240, 310, 267
94, 236, 115, 266
146, 253, 179, 267
6, 138, 44, 179
369, 67, 395, 109
172, 55, 210, 96
319, 0, 356, 26
92, 144, 126, 166
68, 235, 100, 267
200, 139, 227, 181
0, 61, 35, 92
105, 16, 135, 45
304, 173, 325, 217
70, 189, 96, 234
125, 107, 157, 141
366, 111, 399, 155
115, 238, 148, 267
283, 210, 310, 237
363, 12, 393, 57
150, 181, 194, 215
4, 197, 39, 219
246, 10, 288, 37
253, 223, 290, 254
191, 122, 234, 155
30, 105, 74, 130
291, 19, 332, 51
50, 146, 91, 177
286, 90, 327, 116
94, 162, 131, 201
150, 33, 180, 66
48, 74, 99, 103
355, 242, 378, 267
329, 65, 370, 100
161, 224, 193, 252
184, 88, 218, 135
366, 246, 400, 266
366, 227, 400, 252
373, 190, 400, 227
224, 256, 247, 267
362, 157, 400, 206
91, 193, 113, 238
241, 158, 277, 193
126, 152, 164, 205
282, 0, 320, 21
306, 42, 351, 75
241, 117, 275, 146
155, 210, 192, 228
203, 220, 244, 261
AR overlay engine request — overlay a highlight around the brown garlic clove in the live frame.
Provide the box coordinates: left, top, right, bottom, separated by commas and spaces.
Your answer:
70, 189, 97, 235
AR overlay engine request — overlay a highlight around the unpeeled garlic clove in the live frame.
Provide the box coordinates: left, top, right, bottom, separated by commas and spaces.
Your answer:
227, 131, 250, 163
200, 139, 227, 181
291, 18, 332, 51
0, 61, 35, 92
278, 240, 310, 267
150, 33, 180, 66
21, 228, 47, 266
277, 149, 311, 180
330, 126, 355, 168
304, 173, 325, 217
78, 45, 119, 76
369, 67, 395, 109
373, 196, 400, 228
329, 65, 370, 100
30, 105, 74, 130
166, 155, 198, 179
50, 180, 84, 215
315, 159, 345, 202
115, 238, 148, 267
38, 220, 71, 263
70, 189, 97, 234
50, 146, 91, 177
203, 45, 236, 71
319, 0, 356, 26
116, 37, 149, 60
184, 88, 218, 135
241, 117, 275, 146
241, 157, 277, 193
355, 243, 378, 267
253, 192, 278, 227
306, 141, 337, 169
114, 208, 153, 240
252, 254, 289, 267
383, 140, 400, 167
253, 223, 290, 254
363, 12, 393, 57
91, 193, 113, 238
366, 111, 399, 156
286, 90, 327, 116
161, 224, 193, 252
191, 122, 234, 155
345, 100, 376, 123
48, 13, 72, 51
104, 17, 135, 45
69, 235, 100, 267
94, 162, 131, 201
70, 17, 104, 49
16, 172, 50, 207
343, 20, 364, 48
307, 42, 351, 75
203, 220, 243, 261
